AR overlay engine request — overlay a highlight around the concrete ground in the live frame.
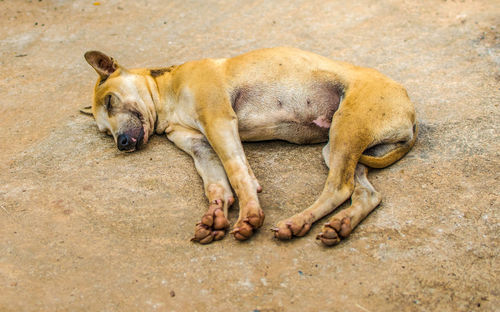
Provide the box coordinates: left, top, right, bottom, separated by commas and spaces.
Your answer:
1, 0, 499, 311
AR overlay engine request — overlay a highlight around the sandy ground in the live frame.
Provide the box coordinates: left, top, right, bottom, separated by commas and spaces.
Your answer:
1, 0, 499, 311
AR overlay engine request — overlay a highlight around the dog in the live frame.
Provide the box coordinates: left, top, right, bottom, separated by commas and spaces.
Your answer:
82, 47, 417, 246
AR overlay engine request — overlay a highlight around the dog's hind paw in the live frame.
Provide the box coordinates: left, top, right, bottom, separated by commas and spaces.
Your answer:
191, 200, 230, 244
272, 213, 314, 240
316, 216, 352, 246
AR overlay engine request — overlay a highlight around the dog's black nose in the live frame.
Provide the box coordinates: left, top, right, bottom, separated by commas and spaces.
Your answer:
117, 134, 134, 151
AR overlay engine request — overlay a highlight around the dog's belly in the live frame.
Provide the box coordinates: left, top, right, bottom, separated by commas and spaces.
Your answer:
223, 47, 349, 144
232, 81, 343, 144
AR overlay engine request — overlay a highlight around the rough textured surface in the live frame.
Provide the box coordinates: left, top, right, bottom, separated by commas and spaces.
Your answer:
1, 0, 499, 311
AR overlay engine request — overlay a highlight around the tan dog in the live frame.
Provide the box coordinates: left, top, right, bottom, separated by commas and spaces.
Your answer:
82, 47, 417, 246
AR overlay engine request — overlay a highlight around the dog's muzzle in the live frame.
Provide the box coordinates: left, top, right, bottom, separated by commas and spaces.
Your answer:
117, 127, 144, 151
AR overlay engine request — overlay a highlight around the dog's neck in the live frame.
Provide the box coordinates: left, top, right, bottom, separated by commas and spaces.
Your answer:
142, 74, 161, 132
147, 69, 175, 134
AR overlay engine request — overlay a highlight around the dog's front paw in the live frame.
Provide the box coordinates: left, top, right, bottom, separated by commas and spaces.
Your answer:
230, 201, 265, 241
316, 216, 352, 246
191, 199, 230, 244
272, 213, 314, 240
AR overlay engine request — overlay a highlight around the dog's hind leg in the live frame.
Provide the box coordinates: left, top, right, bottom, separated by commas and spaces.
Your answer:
167, 126, 234, 244
316, 163, 381, 245
272, 100, 373, 240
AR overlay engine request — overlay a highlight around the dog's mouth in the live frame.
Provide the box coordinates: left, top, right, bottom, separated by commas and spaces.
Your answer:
136, 126, 145, 149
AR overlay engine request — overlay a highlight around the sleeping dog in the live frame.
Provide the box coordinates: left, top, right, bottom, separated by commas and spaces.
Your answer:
83, 47, 417, 246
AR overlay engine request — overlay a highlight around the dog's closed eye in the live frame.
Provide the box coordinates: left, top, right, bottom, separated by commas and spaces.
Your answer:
104, 94, 112, 111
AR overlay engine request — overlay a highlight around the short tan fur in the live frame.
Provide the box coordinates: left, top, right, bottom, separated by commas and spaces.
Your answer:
84, 47, 416, 246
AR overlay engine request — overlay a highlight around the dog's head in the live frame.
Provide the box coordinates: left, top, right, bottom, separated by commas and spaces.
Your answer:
83, 51, 158, 152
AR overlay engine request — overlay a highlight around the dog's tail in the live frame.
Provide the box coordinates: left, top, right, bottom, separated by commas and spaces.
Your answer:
359, 123, 418, 169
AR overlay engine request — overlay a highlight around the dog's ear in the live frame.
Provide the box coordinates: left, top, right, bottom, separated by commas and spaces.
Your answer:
79, 105, 93, 116
84, 51, 119, 79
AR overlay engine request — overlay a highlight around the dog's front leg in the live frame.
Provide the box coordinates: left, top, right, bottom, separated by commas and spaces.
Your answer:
167, 126, 234, 244
201, 117, 265, 241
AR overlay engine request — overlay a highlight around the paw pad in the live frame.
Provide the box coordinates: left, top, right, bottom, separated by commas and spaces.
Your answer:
231, 207, 264, 241
272, 214, 313, 240
316, 217, 352, 246
191, 201, 229, 244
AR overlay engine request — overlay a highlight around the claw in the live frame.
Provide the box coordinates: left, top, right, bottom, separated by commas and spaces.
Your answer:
270, 227, 279, 232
